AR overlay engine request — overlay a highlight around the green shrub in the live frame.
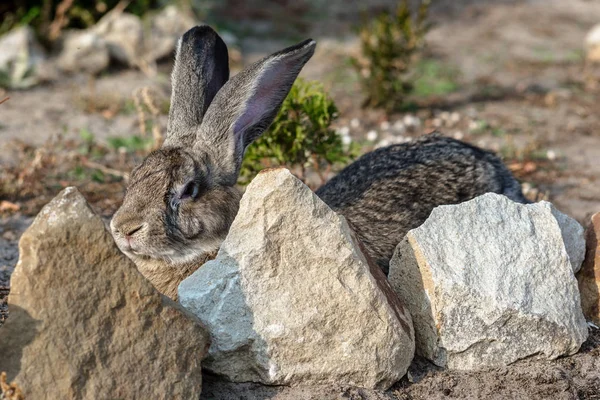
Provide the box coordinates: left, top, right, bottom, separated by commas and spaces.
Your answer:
239, 79, 359, 186
352, 0, 431, 111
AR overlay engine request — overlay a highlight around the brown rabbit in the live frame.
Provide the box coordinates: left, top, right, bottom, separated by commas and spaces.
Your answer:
111, 26, 528, 299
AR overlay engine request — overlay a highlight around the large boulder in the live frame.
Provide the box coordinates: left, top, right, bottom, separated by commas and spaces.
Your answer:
146, 5, 197, 62
0, 187, 209, 399
179, 168, 415, 390
95, 11, 144, 67
578, 212, 600, 325
0, 26, 47, 88
389, 193, 588, 370
57, 30, 110, 74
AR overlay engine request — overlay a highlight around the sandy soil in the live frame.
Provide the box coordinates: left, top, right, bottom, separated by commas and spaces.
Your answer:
1, 0, 600, 398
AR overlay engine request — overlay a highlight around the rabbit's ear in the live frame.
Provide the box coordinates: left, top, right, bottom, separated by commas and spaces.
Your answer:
165, 25, 230, 148
196, 39, 316, 183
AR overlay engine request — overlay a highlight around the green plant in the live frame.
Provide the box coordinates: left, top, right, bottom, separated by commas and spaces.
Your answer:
240, 79, 359, 186
412, 59, 459, 97
352, 0, 431, 111
107, 135, 154, 153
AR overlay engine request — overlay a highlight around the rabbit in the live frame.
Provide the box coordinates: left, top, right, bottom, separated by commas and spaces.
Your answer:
315, 133, 530, 274
111, 25, 529, 299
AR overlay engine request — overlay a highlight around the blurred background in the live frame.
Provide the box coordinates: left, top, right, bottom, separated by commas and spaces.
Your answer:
1, 0, 600, 270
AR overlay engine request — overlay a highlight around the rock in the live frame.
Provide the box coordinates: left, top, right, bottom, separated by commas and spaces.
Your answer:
146, 5, 196, 61
542, 201, 586, 273
95, 11, 144, 66
57, 30, 110, 74
0, 187, 209, 399
0, 26, 47, 88
179, 168, 414, 390
389, 193, 588, 370
578, 212, 600, 324
585, 24, 600, 62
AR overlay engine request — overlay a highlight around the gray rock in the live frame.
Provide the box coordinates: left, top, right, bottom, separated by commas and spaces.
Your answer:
57, 30, 110, 74
146, 5, 196, 61
544, 201, 585, 273
179, 168, 415, 390
95, 11, 144, 66
0, 187, 209, 399
0, 26, 47, 88
389, 193, 588, 370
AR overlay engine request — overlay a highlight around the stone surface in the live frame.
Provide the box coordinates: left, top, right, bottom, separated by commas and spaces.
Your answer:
0, 26, 47, 88
0, 187, 209, 399
544, 202, 586, 273
585, 23, 600, 62
95, 11, 144, 66
179, 168, 414, 390
57, 30, 110, 74
578, 212, 600, 324
389, 193, 588, 370
146, 5, 197, 61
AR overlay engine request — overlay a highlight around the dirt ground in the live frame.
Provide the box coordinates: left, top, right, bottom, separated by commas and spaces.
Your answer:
1, 0, 600, 398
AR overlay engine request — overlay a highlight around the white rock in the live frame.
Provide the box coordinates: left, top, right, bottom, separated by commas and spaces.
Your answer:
366, 130, 378, 141
350, 118, 360, 128
585, 24, 600, 62
95, 11, 144, 66
57, 30, 110, 74
0, 26, 47, 88
380, 121, 391, 130
393, 120, 406, 134
146, 5, 197, 61
388, 193, 588, 370
179, 169, 415, 390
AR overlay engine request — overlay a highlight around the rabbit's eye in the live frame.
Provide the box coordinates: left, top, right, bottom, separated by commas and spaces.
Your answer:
180, 181, 199, 200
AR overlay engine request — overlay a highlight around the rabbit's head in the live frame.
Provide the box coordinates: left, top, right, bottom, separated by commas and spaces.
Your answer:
111, 26, 316, 265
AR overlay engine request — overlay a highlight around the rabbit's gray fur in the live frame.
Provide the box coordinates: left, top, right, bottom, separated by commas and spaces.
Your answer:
111, 25, 528, 298
316, 134, 529, 273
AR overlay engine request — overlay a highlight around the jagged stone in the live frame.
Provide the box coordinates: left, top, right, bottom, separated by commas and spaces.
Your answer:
179, 168, 414, 390
389, 193, 588, 370
578, 212, 600, 325
0, 187, 209, 399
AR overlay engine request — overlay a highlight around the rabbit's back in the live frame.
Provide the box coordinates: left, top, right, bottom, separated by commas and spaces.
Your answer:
316, 134, 528, 273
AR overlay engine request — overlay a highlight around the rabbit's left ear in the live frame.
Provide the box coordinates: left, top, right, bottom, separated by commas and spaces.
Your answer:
196, 39, 316, 184
165, 26, 230, 148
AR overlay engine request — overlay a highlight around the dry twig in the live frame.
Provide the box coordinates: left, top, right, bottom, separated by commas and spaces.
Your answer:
0, 97, 9, 106
48, 0, 75, 41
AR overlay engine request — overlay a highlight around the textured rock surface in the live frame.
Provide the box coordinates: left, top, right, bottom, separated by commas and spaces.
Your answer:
0, 26, 47, 88
0, 187, 209, 399
389, 193, 588, 370
95, 11, 144, 66
57, 30, 110, 74
179, 168, 414, 390
578, 212, 600, 324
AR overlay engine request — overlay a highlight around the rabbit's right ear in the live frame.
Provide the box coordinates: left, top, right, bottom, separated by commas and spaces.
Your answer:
164, 26, 229, 148
196, 39, 316, 184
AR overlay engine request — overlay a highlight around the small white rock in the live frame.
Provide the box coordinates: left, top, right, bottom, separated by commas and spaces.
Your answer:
450, 112, 461, 124
380, 121, 391, 130
338, 126, 350, 137
366, 130, 378, 141
350, 118, 361, 129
